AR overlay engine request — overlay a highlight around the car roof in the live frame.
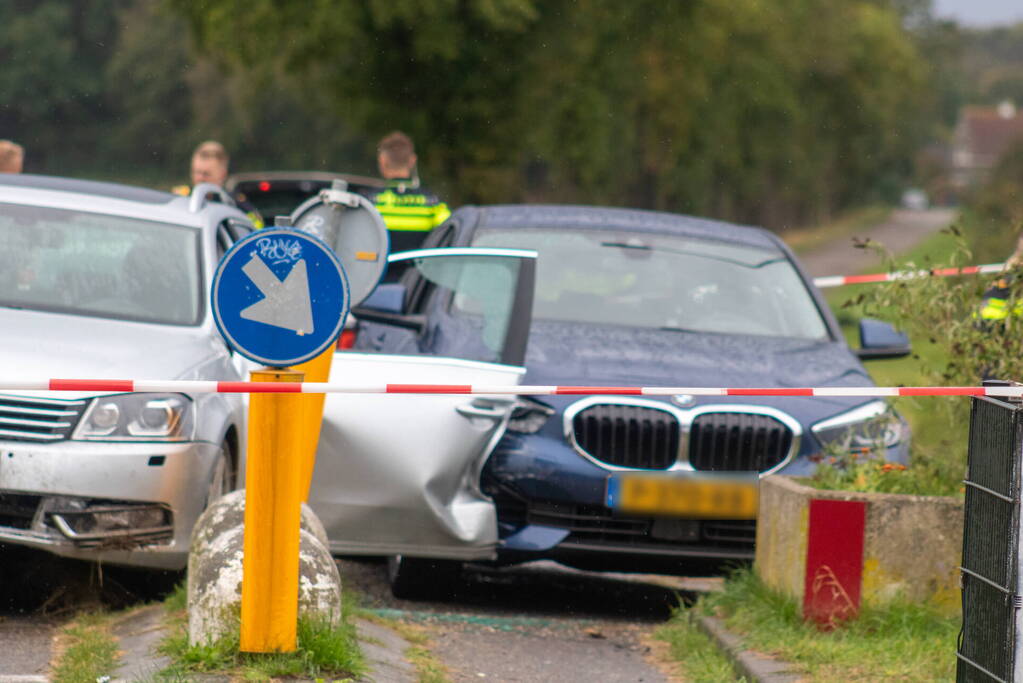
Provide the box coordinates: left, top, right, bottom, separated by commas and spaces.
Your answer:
0, 173, 175, 204
465, 204, 783, 251
0, 174, 245, 228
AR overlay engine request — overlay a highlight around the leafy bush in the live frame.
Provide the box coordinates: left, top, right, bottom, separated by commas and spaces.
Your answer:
811, 219, 1023, 496
812, 138, 1023, 497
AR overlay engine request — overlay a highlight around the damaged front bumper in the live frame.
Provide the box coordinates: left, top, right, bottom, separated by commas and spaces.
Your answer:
0, 440, 222, 569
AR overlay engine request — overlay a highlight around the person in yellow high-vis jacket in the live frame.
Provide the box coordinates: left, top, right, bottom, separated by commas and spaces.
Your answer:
364, 132, 450, 253
978, 235, 1023, 324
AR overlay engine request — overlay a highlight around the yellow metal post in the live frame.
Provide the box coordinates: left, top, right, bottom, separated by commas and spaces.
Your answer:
291, 345, 335, 500
239, 368, 305, 653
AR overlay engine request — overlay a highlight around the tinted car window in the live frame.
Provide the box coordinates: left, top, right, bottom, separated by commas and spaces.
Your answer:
356, 253, 530, 364
0, 203, 202, 325
238, 186, 318, 219
472, 228, 828, 340
417, 254, 520, 357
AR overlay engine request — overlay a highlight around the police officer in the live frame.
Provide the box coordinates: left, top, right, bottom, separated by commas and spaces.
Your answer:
173, 141, 265, 228
978, 235, 1023, 323
978, 277, 1020, 322
365, 132, 450, 252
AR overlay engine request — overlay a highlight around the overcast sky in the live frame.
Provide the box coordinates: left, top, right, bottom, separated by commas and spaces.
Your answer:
933, 0, 1023, 27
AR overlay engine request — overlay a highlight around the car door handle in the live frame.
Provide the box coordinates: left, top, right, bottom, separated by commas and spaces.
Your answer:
456, 400, 508, 421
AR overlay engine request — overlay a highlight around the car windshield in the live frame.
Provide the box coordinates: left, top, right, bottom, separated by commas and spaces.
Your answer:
471, 227, 828, 340
0, 203, 202, 325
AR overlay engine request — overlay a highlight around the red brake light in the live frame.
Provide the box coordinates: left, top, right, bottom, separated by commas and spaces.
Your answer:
337, 329, 357, 350
258, 181, 271, 192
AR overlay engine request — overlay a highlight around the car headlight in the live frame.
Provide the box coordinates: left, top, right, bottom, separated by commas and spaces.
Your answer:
74, 393, 195, 441
811, 400, 905, 453
507, 398, 555, 434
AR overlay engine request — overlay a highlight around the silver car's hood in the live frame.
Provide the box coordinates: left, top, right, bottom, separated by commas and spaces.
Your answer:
0, 308, 226, 391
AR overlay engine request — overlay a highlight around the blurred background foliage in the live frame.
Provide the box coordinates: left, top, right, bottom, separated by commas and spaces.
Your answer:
0, 0, 1020, 230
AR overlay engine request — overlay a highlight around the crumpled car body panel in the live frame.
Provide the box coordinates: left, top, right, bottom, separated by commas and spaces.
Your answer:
308, 353, 524, 559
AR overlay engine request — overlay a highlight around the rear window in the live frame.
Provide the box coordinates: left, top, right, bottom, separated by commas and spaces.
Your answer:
234, 182, 324, 219
0, 203, 202, 325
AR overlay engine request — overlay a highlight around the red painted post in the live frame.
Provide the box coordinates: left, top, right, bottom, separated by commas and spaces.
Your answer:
802, 499, 867, 629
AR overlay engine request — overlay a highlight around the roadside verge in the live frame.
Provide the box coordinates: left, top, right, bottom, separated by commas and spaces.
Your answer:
48, 593, 417, 682
656, 569, 959, 681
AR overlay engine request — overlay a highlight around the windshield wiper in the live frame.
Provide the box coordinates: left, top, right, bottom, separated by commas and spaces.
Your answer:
600, 241, 784, 269
601, 241, 652, 251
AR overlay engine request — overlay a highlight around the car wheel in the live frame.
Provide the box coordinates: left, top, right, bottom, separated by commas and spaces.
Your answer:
205, 441, 236, 507
386, 554, 463, 600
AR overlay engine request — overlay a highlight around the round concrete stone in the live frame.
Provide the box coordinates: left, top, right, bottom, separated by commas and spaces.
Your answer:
190, 489, 330, 555
187, 494, 341, 646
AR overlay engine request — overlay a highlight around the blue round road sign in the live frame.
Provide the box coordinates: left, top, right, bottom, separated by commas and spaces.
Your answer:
212, 229, 349, 367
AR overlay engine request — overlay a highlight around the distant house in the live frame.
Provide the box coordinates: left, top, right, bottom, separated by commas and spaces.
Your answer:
951, 101, 1023, 188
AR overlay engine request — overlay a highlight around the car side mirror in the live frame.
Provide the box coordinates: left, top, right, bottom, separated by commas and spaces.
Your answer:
856, 318, 911, 360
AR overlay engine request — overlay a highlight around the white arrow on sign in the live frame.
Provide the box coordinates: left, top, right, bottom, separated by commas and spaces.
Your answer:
239, 253, 315, 336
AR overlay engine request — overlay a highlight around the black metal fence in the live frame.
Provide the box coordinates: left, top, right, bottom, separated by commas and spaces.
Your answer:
958, 392, 1023, 682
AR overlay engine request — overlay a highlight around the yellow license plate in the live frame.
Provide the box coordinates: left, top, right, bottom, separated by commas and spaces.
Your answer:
608, 474, 759, 519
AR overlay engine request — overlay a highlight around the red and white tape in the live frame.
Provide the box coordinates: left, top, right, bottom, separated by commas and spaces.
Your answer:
2, 379, 1022, 398
812, 263, 1004, 289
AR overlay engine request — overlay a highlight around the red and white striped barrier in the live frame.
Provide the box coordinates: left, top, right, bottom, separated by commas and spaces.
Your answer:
812, 263, 1005, 289
2, 379, 1022, 398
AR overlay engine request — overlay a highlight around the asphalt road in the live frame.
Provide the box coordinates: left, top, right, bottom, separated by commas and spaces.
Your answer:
0, 543, 180, 680
0, 548, 697, 681
797, 208, 958, 277
340, 557, 701, 682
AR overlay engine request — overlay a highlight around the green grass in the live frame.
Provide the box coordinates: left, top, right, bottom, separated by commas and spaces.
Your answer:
654, 612, 747, 682
158, 584, 366, 681
50, 612, 120, 683
659, 570, 960, 682
162, 580, 187, 613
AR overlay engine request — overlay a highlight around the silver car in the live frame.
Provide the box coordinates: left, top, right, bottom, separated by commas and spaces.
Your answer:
307, 247, 537, 593
0, 175, 254, 569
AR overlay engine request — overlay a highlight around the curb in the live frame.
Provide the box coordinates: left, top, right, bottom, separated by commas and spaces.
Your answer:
696, 616, 803, 683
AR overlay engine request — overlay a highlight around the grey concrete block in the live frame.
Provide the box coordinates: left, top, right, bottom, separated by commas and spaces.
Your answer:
755, 475, 963, 612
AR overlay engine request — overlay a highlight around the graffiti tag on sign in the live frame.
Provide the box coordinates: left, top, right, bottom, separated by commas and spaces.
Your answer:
299, 214, 327, 239
256, 237, 303, 265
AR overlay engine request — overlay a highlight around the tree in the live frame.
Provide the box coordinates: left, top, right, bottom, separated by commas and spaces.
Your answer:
171, 0, 542, 200
0, 1, 125, 172
172, 0, 930, 226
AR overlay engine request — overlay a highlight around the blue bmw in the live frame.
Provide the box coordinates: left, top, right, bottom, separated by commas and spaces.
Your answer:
352, 205, 910, 588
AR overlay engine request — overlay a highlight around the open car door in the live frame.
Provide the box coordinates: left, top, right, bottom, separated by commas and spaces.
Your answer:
307, 247, 536, 560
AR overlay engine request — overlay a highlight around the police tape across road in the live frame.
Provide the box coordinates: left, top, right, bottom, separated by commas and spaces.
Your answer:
812, 262, 1005, 288
3, 378, 1023, 398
